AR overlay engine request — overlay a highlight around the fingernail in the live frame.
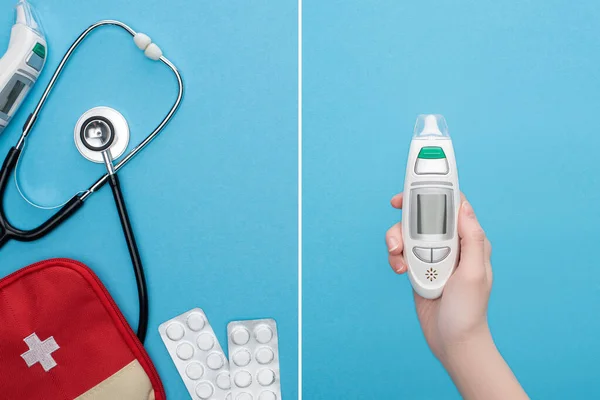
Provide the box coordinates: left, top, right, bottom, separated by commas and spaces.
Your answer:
462, 201, 474, 217
387, 236, 399, 252
395, 263, 406, 273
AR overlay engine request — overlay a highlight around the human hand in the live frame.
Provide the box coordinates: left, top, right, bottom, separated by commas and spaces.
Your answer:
385, 193, 493, 362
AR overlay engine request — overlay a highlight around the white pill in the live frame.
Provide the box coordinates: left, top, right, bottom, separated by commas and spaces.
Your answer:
206, 352, 224, 370
133, 33, 151, 50
185, 362, 204, 380
255, 347, 274, 365
232, 349, 251, 367
236, 394, 253, 400
216, 372, 231, 390
234, 370, 252, 388
257, 369, 275, 386
259, 391, 277, 400
176, 342, 194, 360
144, 43, 163, 60
254, 326, 273, 344
195, 382, 214, 399
187, 313, 205, 331
166, 323, 185, 341
232, 327, 250, 345
196, 333, 215, 351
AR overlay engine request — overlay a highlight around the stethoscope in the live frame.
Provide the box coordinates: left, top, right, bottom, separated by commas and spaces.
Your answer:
0, 20, 184, 344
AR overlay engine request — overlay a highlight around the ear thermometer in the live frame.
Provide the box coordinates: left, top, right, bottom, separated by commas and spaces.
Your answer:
402, 114, 460, 299
0, 0, 46, 135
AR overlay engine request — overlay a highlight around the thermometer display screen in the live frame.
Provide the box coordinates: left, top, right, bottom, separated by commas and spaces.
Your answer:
0, 79, 26, 115
417, 194, 447, 234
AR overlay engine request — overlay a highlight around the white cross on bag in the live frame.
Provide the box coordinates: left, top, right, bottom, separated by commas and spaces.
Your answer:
20, 333, 60, 372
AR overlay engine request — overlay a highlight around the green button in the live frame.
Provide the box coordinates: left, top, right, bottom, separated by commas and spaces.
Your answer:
32, 43, 46, 59
417, 146, 446, 159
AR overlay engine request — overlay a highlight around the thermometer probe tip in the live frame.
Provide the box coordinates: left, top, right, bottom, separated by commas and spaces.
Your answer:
423, 115, 442, 135
414, 114, 449, 137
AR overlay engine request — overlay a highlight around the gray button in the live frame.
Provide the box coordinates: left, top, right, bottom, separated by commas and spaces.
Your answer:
414, 158, 449, 175
413, 247, 432, 263
432, 247, 450, 263
26, 53, 44, 72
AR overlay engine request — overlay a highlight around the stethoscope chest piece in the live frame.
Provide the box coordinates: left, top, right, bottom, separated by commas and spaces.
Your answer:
74, 106, 129, 163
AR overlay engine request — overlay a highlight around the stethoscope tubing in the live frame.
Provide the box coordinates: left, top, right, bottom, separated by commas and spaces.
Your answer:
107, 172, 148, 343
0, 147, 84, 247
0, 20, 183, 248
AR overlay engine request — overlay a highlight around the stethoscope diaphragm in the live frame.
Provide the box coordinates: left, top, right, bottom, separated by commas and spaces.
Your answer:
74, 106, 129, 163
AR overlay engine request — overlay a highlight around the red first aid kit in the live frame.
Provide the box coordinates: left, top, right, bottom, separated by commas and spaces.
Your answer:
0, 258, 165, 400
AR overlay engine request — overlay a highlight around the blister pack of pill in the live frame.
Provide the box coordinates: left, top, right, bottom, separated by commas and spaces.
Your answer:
159, 308, 232, 400
227, 319, 281, 400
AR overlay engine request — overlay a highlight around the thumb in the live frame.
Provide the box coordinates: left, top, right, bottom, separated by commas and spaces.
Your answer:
457, 200, 486, 279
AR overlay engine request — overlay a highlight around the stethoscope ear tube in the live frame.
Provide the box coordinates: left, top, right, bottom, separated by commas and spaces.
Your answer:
0, 147, 84, 247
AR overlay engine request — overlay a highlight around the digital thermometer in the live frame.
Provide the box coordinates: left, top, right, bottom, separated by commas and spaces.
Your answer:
0, 0, 46, 135
402, 114, 460, 299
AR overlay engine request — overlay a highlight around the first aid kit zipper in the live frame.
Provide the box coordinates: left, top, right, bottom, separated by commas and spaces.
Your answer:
0, 258, 165, 399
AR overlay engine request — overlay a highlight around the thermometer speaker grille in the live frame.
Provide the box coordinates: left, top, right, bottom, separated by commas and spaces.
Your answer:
425, 268, 438, 282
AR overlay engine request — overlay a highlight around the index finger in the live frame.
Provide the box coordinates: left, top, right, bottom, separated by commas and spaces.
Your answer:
390, 193, 403, 209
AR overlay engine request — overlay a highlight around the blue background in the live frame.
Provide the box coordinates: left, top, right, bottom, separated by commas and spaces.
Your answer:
304, 0, 600, 398
0, 0, 297, 398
